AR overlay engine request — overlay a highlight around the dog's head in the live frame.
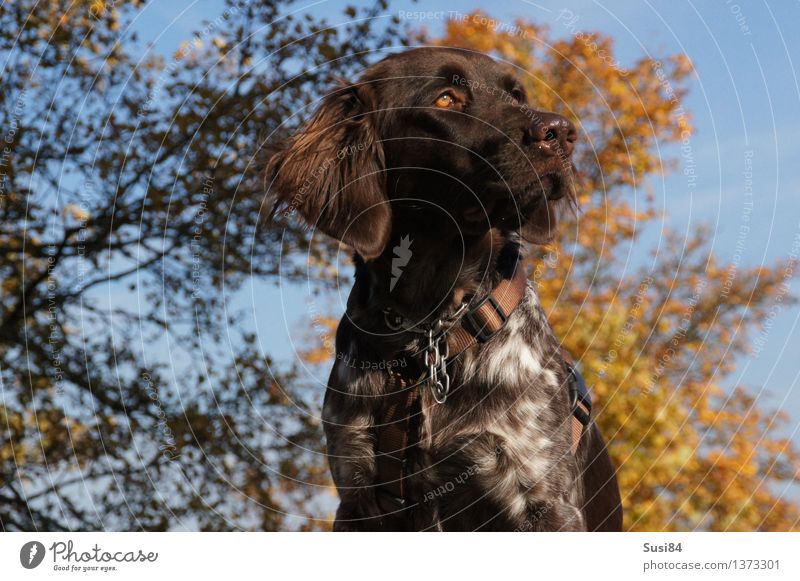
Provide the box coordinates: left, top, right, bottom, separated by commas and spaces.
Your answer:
266, 47, 577, 260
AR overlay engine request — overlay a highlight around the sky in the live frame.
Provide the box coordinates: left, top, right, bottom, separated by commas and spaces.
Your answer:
126, 0, 800, 439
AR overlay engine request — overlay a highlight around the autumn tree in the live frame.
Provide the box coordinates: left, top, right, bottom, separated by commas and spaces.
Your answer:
422, 12, 799, 531
3, 0, 797, 533
0, 0, 404, 531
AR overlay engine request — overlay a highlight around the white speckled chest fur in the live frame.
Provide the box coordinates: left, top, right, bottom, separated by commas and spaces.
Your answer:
324, 284, 587, 531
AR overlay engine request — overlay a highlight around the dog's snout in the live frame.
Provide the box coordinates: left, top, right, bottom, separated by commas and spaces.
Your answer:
526, 112, 577, 157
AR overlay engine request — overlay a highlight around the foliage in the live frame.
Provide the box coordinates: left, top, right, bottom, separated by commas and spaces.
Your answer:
2, 1, 796, 532
0, 0, 403, 531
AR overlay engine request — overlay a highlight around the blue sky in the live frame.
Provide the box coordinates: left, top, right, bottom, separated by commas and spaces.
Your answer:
127, 1, 800, 438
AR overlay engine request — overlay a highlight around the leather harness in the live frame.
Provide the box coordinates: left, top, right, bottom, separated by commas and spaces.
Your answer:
373, 262, 592, 514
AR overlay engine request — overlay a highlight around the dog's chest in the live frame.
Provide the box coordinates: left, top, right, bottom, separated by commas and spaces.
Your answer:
400, 305, 571, 521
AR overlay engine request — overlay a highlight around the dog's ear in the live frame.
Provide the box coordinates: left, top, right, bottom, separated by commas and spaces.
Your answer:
266, 82, 389, 260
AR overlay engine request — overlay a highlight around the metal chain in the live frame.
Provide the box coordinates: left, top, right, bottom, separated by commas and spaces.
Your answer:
424, 327, 451, 404
382, 303, 468, 405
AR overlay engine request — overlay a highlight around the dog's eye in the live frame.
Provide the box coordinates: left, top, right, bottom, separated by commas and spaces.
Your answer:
434, 92, 456, 108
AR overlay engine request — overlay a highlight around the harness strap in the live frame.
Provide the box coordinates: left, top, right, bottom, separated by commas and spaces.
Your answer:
567, 363, 592, 455
375, 371, 420, 513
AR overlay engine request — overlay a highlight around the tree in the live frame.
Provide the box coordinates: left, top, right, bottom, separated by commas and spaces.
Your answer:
1, 0, 404, 531
3, 0, 796, 533
422, 11, 799, 531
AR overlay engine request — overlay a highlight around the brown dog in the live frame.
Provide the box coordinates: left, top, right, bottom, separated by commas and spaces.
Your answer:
267, 47, 623, 531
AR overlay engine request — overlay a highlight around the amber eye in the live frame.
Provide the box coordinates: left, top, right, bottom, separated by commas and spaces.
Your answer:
434, 92, 455, 108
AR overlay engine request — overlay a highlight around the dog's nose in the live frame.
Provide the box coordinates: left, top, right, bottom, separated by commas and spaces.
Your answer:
526, 112, 577, 157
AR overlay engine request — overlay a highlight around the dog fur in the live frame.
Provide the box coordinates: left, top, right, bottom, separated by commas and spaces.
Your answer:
266, 47, 623, 531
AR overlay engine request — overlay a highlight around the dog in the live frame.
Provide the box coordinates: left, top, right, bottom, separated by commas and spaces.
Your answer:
266, 47, 623, 531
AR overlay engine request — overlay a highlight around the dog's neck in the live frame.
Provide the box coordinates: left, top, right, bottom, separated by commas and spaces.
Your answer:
353, 223, 520, 326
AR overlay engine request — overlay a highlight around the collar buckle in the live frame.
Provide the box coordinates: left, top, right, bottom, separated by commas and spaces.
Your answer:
566, 363, 592, 426
464, 294, 510, 343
